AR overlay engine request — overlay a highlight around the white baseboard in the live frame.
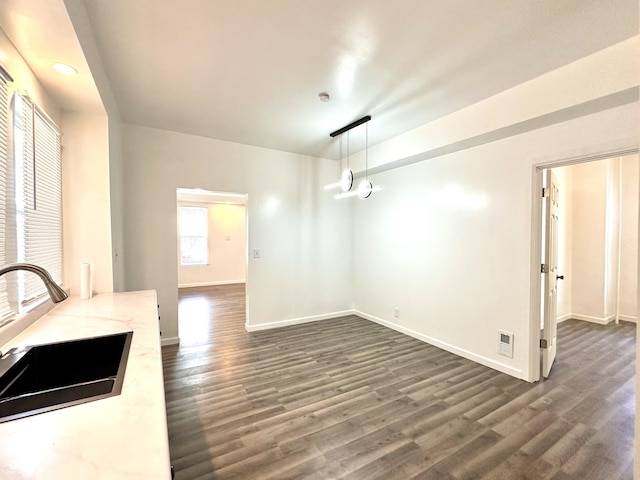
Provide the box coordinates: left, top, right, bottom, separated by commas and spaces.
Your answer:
178, 280, 245, 288
569, 313, 615, 325
245, 310, 355, 332
556, 313, 573, 323
161, 336, 180, 346
559, 313, 636, 324
354, 310, 524, 379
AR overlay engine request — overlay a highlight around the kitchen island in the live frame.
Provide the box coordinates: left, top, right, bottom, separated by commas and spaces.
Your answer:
0, 290, 171, 479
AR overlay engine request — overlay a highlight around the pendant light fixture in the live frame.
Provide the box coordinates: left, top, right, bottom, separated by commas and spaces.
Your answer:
356, 122, 378, 198
340, 132, 353, 192
325, 117, 370, 193
329, 116, 382, 200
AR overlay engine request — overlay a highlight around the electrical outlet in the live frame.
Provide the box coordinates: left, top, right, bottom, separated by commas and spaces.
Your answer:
393, 307, 400, 319
253, 249, 261, 259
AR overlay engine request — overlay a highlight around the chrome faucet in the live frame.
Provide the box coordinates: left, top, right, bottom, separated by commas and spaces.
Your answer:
0, 263, 68, 303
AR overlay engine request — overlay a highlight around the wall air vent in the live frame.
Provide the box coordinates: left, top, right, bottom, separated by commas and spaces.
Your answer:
498, 330, 514, 358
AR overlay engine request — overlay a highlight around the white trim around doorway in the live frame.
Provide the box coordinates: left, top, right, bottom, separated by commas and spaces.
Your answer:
528, 147, 639, 382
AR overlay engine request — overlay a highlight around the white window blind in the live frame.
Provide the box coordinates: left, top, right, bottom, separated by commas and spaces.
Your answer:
0, 73, 13, 325
15, 94, 62, 308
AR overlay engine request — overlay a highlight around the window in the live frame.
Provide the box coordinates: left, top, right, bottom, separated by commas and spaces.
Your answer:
13, 95, 63, 310
0, 67, 63, 326
179, 206, 208, 266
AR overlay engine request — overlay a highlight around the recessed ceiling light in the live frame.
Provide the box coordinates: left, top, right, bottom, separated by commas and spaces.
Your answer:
52, 63, 78, 75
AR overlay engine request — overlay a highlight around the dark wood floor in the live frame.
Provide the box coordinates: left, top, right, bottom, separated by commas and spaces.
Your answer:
162, 285, 635, 480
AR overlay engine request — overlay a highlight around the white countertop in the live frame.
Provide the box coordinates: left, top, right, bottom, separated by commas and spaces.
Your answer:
0, 291, 172, 479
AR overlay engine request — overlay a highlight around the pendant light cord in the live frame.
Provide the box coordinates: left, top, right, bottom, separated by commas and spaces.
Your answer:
346, 131, 350, 170
365, 122, 368, 180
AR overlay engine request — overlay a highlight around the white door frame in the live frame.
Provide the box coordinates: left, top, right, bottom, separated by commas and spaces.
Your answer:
174, 188, 250, 343
528, 147, 638, 382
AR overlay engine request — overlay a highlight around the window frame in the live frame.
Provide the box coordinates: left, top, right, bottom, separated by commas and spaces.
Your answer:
0, 69, 13, 325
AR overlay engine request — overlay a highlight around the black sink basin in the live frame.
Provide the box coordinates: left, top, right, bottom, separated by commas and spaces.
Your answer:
0, 331, 133, 423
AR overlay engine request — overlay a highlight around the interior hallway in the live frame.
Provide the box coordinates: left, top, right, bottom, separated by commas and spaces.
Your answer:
162, 285, 635, 480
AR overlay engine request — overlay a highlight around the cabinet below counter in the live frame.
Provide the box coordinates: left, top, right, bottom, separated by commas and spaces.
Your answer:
0, 290, 171, 479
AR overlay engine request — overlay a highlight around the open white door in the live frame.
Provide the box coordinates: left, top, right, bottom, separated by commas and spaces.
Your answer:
541, 170, 560, 377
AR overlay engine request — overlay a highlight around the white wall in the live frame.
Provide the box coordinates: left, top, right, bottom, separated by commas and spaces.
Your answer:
64, 0, 125, 293
571, 161, 609, 320
108, 118, 125, 292
351, 103, 638, 381
0, 29, 60, 124
177, 201, 246, 287
347, 38, 638, 382
553, 165, 573, 321
122, 126, 352, 343
620, 154, 639, 320
563, 156, 638, 323
61, 112, 113, 295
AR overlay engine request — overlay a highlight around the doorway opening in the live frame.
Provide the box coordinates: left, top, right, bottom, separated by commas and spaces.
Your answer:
530, 151, 638, 381
176, 188, 248, 344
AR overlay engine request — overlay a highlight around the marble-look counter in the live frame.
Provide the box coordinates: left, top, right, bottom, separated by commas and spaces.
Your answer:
0, 291, 171, 479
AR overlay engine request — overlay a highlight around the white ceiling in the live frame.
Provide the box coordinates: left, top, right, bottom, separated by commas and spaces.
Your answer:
0, 0, 104, 114
0, 0, 637, 159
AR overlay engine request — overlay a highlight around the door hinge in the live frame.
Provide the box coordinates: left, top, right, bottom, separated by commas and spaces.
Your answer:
542, 187, 549, 198
541, 264, 549, 274
540, 339, 548, 349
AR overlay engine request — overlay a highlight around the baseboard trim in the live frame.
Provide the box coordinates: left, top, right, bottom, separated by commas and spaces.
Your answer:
538, 313, 634, 324
564, 313, 637, 324
178, 280, 245, 288
570, 313, 615, 325
355, 310, 524, 379
161, 336, 180, 346
245, 310, 355, 332
557, 313, 573, 323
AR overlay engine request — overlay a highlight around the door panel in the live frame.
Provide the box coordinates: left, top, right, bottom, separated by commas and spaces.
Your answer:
542, 170, 559, 378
